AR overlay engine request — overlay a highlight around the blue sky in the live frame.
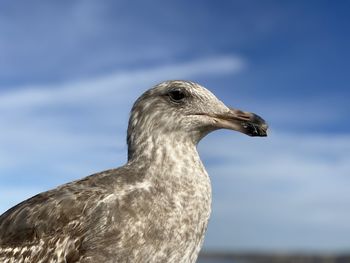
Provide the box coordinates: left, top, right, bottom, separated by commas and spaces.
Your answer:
1, 0, 350, 252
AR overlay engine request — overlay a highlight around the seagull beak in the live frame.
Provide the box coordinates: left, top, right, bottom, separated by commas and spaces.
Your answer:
212, 108, 268, 137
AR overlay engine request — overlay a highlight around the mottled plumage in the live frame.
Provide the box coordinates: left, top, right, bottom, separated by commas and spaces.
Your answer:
0, 80, 268, 263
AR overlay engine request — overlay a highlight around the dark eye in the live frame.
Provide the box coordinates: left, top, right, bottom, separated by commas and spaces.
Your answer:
168, 89, 186, 103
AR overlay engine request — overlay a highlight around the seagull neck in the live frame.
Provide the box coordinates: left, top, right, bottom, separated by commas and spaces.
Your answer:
127, 133, 200, 168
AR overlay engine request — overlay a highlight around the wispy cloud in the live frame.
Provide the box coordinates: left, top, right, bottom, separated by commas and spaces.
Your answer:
0, 56, 244, 109
200, 131, 350, 251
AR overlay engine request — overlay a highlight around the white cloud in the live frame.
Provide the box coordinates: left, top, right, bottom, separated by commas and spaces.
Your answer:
199, 131, 350, 251
0, 55, 244, 109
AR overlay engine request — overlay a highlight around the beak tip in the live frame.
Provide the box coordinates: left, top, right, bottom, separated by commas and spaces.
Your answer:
243, 119, 268, 137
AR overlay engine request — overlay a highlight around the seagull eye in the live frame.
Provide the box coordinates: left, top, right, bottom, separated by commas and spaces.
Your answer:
168, 89, 186, 103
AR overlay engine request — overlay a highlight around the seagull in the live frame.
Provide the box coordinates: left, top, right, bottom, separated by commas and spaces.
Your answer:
0, 80, 268, 263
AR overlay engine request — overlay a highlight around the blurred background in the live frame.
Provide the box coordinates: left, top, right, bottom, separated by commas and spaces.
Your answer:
1, 1, 350, 262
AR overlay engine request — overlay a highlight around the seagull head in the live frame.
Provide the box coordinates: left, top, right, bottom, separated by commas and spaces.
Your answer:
127, 80, 268, 159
